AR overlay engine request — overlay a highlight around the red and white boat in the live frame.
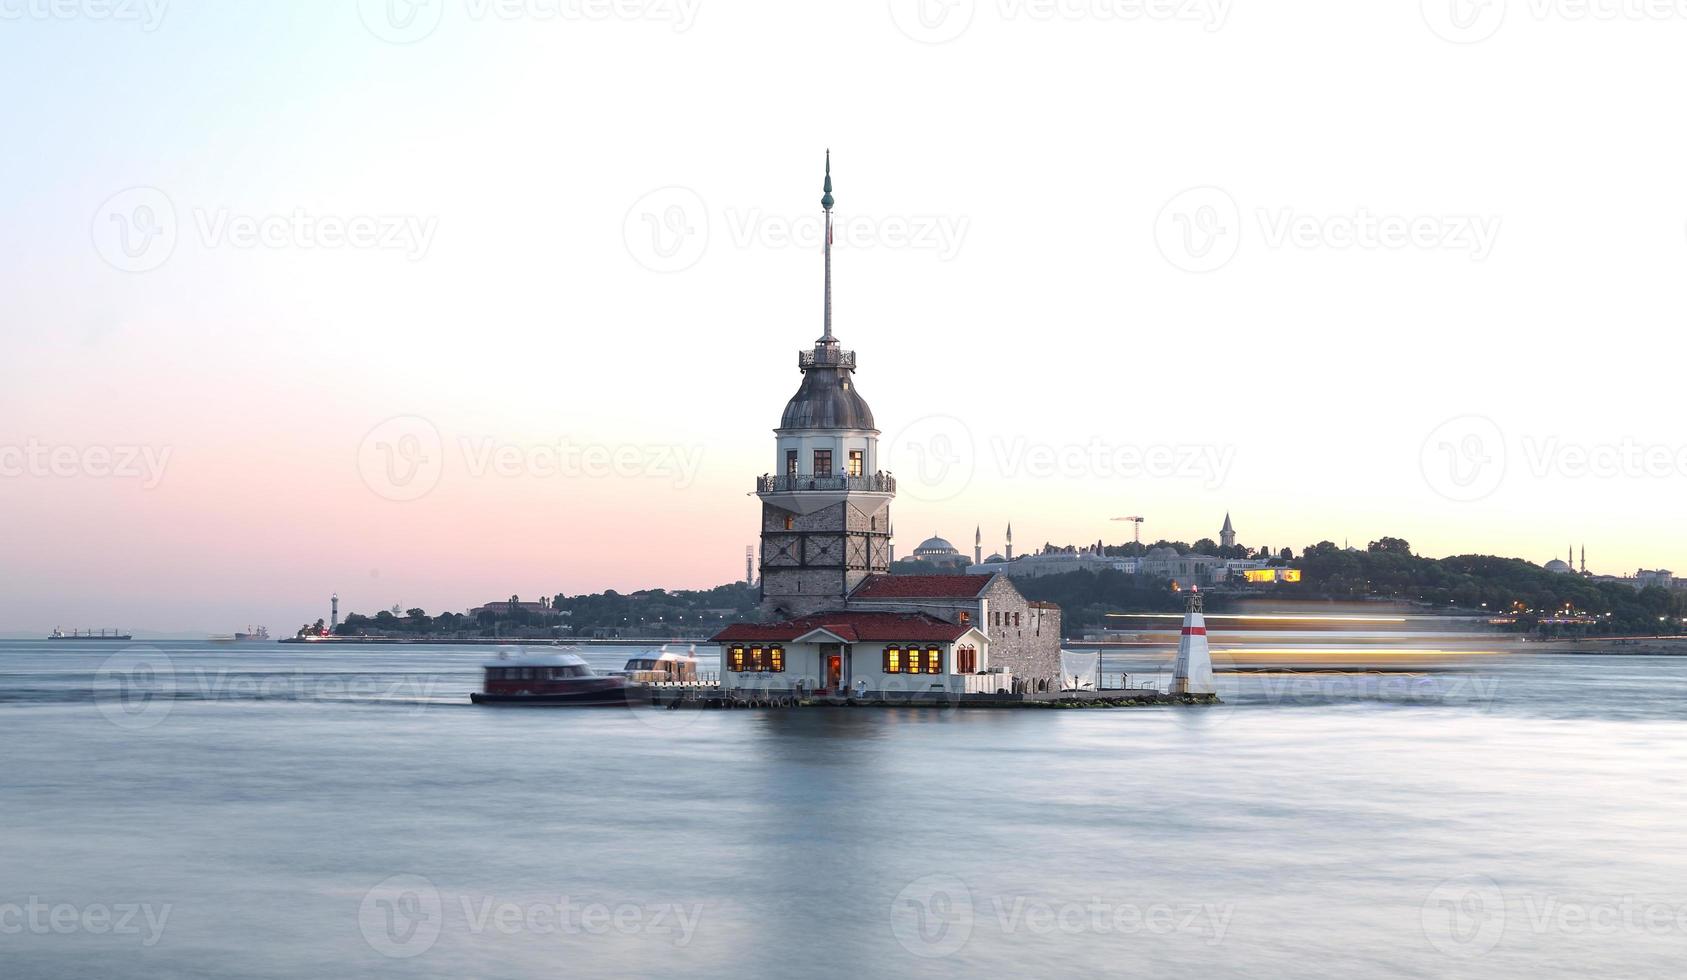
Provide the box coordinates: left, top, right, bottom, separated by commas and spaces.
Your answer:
470, 651, 646, 706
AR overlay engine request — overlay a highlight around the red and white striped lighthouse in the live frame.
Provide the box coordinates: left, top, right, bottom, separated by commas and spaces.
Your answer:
1171, 588, 1216, 696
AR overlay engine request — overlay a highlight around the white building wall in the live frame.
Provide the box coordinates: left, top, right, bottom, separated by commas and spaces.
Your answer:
774, 428, 878, 476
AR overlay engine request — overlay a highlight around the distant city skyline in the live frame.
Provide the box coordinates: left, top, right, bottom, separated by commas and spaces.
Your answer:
5, 7, 1687, 632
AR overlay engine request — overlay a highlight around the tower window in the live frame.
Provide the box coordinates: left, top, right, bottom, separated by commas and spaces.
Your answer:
785, 450, 798, 478
847, 450, 863, 477
813, 450, 833, 477
784, 515, 794, 531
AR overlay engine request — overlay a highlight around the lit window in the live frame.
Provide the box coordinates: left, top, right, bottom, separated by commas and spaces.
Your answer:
884, 646, 902, 673
848, 450, 864, 477
813, 450, 833, 477
731, 645, 784, 673
784, 515, 794, 531
925, 646, 943, 674
958, 612, 970, 626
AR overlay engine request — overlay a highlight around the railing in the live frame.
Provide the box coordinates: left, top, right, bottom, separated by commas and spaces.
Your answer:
960, 672, 1014, 695
756, 472, 896, 494
798, 348, 856, 370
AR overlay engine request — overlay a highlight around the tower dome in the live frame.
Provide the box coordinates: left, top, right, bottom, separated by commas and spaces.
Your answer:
780, 349, 875, 430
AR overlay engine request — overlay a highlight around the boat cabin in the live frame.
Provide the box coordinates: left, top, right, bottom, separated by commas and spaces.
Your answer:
481, 651, 598, 694
618, 645, 700, 684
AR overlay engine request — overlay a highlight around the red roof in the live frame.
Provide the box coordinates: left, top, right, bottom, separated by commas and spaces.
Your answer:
711, 611, 972, 644
848, 574, 992, 601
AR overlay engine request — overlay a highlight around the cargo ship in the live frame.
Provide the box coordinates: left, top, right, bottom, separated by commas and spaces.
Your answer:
48, 628, 133, 641
211, 626, 272, 643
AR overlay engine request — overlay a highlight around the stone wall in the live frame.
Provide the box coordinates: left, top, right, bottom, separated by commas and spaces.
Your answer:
980, 577, 1062, 682
760, 499, 890, 620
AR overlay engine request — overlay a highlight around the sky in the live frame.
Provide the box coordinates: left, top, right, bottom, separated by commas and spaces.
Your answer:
2, 0, 1685, 633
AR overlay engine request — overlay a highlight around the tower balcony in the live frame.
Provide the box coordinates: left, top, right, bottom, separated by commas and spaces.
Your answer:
799, 348, 855, 371
757, 472, 895, 495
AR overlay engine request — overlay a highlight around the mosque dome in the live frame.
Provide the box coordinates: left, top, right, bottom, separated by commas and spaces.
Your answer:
985, 553, 1006, 563
1543, 559, 1575, 574
913, 536, 959, 557
1148, 546, 1180, 559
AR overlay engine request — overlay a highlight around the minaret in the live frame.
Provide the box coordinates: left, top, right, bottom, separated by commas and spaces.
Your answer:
1006, 523, 1014, 561
1170, 588, 1216, 696
1220, 513, 1236, 551
1581, 545, 1587, 575
755, 153, 893, 619
975, 525, 983, 566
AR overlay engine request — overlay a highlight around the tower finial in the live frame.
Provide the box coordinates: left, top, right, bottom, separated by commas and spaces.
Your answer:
821, 149, 833, 211
820, 150, 835, 342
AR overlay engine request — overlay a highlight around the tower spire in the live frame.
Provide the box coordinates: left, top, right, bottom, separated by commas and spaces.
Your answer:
820, 149, 835, 344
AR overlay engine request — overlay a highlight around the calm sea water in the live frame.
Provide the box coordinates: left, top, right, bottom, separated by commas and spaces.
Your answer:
3, 640, 1686, 979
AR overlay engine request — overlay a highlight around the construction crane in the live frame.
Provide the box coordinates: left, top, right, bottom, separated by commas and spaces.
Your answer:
1111, 516, 1145, 550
